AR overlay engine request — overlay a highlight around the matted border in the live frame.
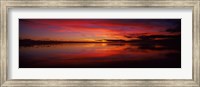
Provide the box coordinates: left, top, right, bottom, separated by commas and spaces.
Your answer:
0, 0, 199, 86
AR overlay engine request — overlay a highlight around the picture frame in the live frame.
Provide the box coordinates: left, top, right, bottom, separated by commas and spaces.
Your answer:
0, 0, 199, 86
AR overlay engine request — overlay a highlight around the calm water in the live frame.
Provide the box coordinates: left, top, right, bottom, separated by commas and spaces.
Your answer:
19, 43, 181, 68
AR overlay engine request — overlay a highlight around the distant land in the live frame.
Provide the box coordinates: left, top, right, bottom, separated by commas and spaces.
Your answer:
19, 34, 181, 47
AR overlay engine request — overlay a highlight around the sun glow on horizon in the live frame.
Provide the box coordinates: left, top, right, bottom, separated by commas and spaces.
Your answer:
101, 39, 107, 42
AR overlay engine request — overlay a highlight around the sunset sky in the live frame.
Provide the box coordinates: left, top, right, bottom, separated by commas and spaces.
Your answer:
19, 19, 181, 42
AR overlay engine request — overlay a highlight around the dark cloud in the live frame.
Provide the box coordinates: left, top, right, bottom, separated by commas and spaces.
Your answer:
165, 20, 181, 33
124, 33, 148, 38
137, 34, 181, 40
166, 26, 181, 33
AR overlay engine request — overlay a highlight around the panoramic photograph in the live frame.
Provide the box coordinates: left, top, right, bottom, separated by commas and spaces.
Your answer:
19, 19, 181, 68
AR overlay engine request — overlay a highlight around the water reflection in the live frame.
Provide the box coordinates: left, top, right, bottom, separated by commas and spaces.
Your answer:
19, 43, 181, 68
